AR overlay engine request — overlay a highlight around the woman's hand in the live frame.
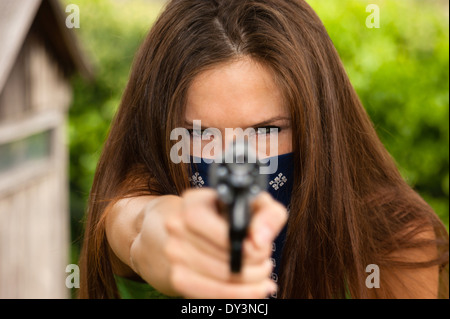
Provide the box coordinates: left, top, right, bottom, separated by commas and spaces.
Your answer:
164, 188, 288, 299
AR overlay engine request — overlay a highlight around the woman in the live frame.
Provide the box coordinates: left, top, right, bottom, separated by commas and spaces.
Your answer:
78, 0, 449, 299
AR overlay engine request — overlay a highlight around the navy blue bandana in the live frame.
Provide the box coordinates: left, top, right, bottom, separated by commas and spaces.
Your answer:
189, 153, 294, 298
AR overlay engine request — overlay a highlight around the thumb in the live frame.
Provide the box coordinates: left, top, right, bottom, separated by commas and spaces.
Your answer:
249, 192, 288, 249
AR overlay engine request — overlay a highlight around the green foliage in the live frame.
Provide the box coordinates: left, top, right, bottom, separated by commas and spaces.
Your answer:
307, 0, 449, 228
65, 0, 165, 250
67, 0, 449, 253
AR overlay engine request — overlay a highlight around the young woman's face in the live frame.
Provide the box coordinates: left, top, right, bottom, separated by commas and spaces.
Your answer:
184, 57, 292, 159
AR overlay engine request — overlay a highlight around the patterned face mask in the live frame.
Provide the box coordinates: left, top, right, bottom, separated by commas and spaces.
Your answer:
188, 152, 294, 298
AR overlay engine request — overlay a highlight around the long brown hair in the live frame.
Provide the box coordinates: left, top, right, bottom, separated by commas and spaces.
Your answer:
78, 0, 449, 298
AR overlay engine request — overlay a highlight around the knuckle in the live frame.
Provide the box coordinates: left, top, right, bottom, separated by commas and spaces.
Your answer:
272, 202, 288, 222
169, 265, 185, 293
247, 286, 266, 299
273, 200, 286, 213
165, 215, 183, 236
181, 189, 200, 204
183, 206, 199, 230
181, 188, 196, 198
184, 206, 214, 233
164, 216, 176, 233
251, 192, 268, 208
263, 259, 274, 276
164, 238, 178, 262
242, 261, 272, 283
225, 281, 268, 299
182, 187, 215, 201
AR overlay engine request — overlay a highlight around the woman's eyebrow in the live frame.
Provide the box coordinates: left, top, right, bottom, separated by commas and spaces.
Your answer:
183, 116, 290, 129
183, 120, 209, 130
250, 116, 290, 127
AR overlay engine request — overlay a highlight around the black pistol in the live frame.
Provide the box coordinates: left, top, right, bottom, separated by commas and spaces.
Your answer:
209, 139, 267, 273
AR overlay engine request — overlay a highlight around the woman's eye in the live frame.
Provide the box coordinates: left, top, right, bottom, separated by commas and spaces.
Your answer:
188, 129, 203, 138
187, 129, 215, 140
255, 126, 281, 135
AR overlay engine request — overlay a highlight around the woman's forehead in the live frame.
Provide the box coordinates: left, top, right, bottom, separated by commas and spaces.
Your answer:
184, 57, 288, 128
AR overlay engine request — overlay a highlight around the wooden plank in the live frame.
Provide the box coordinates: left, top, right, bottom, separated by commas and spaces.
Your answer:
36, 173, 52, 297
15, 184, 27, 297
0, 112, 62, 199
0, 194, 11, 297
28, 32, 72, 114
51, 119, 70, 298
0, 172, 69, 298
25, 176, 39, 297
0, 110, 62, 145
0, 0, 41, 93
0, 45, 29, 121
0, 124, 70, 298
0, 158, 52, 197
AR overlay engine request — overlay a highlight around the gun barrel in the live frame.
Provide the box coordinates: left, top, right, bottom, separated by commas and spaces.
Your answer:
209, 139, 267, 273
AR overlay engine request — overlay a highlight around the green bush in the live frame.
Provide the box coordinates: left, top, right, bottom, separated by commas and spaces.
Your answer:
66, 0, 165, 258
67, 0, 449, 259
307, 0, 449, 229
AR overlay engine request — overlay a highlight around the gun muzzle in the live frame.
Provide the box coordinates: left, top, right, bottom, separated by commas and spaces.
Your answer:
209, 139, 267, 273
